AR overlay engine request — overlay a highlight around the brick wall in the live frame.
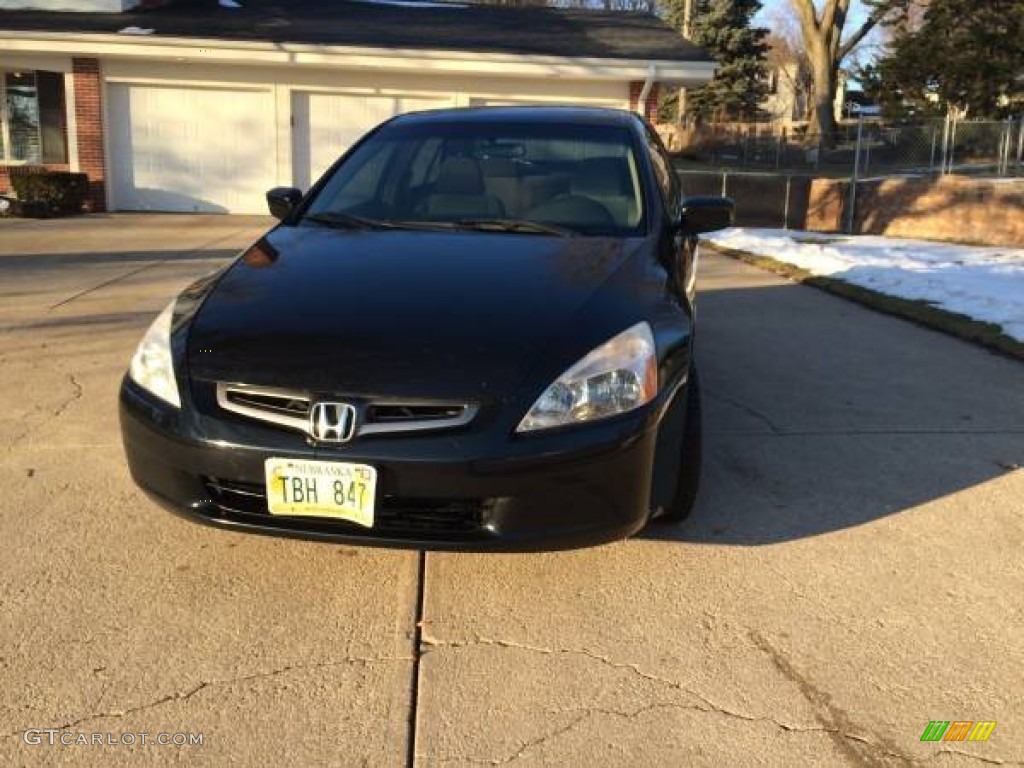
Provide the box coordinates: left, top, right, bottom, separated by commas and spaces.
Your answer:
805, 178, 847, 233
629, 81, 661, 122
677, 170, 1021, 247
856, 176, 1024, 247
804, 176, 1024, 248
72, 57, 107, 212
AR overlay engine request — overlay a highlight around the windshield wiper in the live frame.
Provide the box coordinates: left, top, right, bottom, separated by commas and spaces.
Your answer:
304, 212, 401, 230
352, 218, 580, 235
452, 219, 578, 237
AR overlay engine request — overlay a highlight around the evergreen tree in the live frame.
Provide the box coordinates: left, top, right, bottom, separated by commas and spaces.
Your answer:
872, 0, 1024, 118
674, 0, 770, 121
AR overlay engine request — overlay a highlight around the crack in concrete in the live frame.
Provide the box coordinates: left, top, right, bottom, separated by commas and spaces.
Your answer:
424, 700, 890, 766
5, 373, 83, 452
421, 633, 768, 722
749, 630, 899, 767
426, 702, 1017, 768
706, 390, 783, 434
2, 655, 410, 741
52, 374, 82, 419
418, 634, 826, 744
479, 711, 593, 766
421, 634, 1020, 767
490, 702, 840, 766
421, 711, 595, 766
745, 631, 1007, 767
917, 748, 1018, 765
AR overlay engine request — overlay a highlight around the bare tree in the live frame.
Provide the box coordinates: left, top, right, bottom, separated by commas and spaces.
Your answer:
789, 0, 913, 143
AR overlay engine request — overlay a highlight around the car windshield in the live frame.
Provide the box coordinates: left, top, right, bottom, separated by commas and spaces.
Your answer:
304, 120, 646, 237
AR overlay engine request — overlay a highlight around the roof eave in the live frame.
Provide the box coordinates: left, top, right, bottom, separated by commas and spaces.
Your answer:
0, 29, 717, 84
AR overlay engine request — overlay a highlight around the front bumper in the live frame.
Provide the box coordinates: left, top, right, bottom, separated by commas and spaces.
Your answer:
119, 379, 663, 551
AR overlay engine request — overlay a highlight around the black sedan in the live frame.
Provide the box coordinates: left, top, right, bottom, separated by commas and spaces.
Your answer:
120, 107, 733, 551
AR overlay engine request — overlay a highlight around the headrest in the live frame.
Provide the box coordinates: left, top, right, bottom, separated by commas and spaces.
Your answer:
436, 157, 486, 195
572, 158, 630, 197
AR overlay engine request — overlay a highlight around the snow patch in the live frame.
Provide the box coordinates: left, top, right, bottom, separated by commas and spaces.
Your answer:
707, 227, 1024, 342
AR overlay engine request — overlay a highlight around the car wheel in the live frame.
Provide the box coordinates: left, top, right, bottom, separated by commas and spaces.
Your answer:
653, 364, 702, 524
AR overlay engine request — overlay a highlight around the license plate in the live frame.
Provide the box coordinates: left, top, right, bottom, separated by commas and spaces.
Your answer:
264, 458, 377, 527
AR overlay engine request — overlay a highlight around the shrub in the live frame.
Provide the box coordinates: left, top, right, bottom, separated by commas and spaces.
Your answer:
11, 171, 89, 217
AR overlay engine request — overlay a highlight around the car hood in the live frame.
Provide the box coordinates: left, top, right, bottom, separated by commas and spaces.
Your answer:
187, 225, 643, 401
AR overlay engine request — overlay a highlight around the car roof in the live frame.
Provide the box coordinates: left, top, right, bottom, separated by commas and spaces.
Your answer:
388, 106, 643, 129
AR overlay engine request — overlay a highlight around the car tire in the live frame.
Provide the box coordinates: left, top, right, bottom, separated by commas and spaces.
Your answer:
653, 364, 702, 524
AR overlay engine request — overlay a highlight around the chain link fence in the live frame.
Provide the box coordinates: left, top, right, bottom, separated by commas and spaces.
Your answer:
675, 170, 819, 231
670, 117, 1024, 238
668, 117, 1024, 179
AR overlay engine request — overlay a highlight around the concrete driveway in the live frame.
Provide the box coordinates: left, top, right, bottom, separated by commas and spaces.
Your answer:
1, 215, 1022, 767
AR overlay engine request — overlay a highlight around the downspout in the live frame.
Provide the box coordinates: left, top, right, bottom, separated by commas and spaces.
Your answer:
636, 64, 657, 117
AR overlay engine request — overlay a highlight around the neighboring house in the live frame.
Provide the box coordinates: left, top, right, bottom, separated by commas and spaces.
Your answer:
760, 61, 809, 124
0, 0, 714, 214
761, 45, 845, 127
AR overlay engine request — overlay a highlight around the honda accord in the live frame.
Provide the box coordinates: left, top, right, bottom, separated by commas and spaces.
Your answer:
119, 107, 733, 550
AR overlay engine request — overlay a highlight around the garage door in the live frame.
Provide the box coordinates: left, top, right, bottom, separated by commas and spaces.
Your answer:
107, 84, 276, 214
292, 92, 449, 190
469, 97, 625, 108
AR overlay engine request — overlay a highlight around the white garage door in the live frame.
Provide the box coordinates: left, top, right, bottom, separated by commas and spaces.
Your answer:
292, 92, 449, 190
107, 84, 276, 214
469, 97, 625, 108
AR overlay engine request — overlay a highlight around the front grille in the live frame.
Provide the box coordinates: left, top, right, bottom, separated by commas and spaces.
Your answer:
365, 404, 464, 423
227, 390, 309, 419
215, 383, 477, 438
216, 384, 310, 432
202, 477, 491, 540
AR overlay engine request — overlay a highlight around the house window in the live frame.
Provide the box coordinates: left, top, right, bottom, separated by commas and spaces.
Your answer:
1, 70, 68, 165
760, 70, 779, 95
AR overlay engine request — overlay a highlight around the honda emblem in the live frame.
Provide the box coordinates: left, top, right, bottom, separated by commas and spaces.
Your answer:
309, 402, 357, 443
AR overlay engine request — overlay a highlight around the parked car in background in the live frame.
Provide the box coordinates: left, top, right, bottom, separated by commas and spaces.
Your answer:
120, 107, 733, 551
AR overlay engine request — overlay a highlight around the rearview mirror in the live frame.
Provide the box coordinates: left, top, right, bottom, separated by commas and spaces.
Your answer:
677, 196, 735, 235
266, 187, 303, 221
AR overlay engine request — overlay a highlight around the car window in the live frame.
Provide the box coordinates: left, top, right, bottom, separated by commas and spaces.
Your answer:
307, 122, 646, 237
317, 140, 398, 215
644, 125, 675, 208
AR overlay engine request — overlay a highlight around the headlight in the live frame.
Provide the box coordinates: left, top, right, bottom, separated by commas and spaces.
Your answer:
517, 322, 657, 432
129, 300, 181, 407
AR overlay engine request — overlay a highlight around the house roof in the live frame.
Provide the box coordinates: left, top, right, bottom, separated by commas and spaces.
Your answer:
0, 0, 710, 63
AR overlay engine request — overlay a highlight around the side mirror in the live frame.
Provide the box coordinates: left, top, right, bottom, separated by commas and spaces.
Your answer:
677, 196, 735, 235
266, 187, 303, 221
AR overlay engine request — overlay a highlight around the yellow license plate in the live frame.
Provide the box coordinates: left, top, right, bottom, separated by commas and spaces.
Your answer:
264, 458, 377, 528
